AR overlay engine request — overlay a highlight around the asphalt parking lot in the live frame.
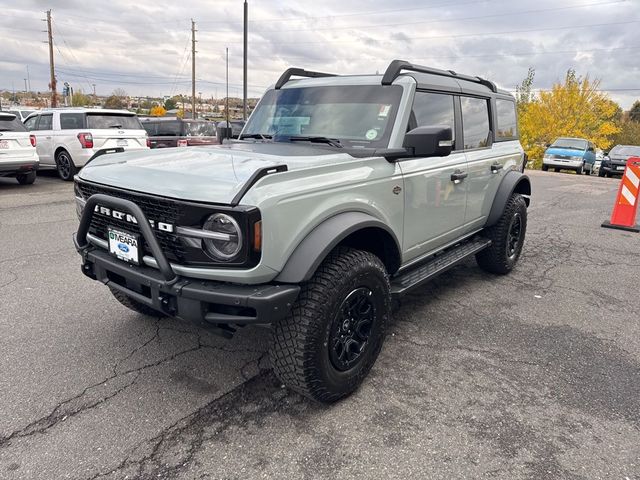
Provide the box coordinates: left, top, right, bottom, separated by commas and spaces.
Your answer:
1, 170, 639, 480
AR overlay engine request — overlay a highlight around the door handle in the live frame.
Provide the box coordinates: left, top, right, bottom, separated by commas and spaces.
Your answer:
450, 170, 468, 184
491, 163, 503, 173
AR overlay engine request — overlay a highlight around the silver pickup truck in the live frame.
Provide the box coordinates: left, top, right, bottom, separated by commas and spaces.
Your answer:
73, 60, 531, 403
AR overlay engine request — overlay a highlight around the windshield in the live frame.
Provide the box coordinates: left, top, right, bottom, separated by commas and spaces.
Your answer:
184, 121, 216, 136
550, 138, 587, 151
0, 116, 26, 132
87, 113, 142, 130
242, 85, 403, 148
609, 145, 640, 157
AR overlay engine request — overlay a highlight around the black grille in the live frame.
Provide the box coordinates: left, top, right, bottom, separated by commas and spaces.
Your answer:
77, 182, 187, 263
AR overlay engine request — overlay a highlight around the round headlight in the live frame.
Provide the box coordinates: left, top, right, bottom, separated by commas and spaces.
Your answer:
202, 213, 242, 260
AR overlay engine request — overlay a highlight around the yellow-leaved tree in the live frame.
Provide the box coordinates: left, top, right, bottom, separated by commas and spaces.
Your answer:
149, 105, 166, 117
518, 69, 620, 168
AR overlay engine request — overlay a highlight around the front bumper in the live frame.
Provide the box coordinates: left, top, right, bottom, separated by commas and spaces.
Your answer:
543, 158, 583, 169
74, 194, 299, 331
600, 163, 626, 175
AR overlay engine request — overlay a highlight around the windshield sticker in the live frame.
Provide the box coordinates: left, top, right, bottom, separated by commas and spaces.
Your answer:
378, 105, 391, 117
365, 129, 378, 140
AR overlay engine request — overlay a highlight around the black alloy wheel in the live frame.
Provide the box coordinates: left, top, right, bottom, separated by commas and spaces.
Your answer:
328, 287, 376, 372
56, 150, 77, 181
506, 213, 523, 261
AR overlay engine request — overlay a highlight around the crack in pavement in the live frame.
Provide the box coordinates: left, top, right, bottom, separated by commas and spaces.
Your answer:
0, 318, 264, 450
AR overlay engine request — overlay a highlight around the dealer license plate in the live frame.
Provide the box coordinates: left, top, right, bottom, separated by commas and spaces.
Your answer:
108, 228, 140, 264
0, 140, 8, 149
116, 139, 128, 147
617, 166, 625, 171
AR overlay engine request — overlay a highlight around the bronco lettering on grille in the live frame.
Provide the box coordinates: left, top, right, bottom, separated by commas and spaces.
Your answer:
94, 205, 175, 232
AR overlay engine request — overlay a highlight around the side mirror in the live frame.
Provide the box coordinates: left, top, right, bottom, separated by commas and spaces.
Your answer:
402, 125, 453, 158
546, 143, 551, 148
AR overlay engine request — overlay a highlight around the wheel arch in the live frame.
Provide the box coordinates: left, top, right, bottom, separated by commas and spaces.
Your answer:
54, 146, 72, 161
485, 171, 531, 228
275, 212, 401, 283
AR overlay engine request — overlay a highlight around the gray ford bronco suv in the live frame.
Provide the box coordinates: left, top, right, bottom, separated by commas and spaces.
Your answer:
73, 60, 530, 403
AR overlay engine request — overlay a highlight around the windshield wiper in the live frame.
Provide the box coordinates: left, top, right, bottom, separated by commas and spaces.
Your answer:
239, 133, 273, 140
288, 136, 342, 148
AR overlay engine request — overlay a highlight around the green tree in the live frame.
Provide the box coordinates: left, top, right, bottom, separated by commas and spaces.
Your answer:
516, 67, 535, 108
629, 100, 640, 122
164, 97, 177, 110
103, 89, 128, 109
71, 89, 91, 107
609, 119, 640, 147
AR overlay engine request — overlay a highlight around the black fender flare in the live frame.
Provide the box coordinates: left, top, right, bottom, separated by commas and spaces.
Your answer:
275, 212, 401, 283
485, 171, 531, 227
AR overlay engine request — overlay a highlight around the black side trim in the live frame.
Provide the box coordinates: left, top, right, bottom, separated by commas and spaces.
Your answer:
86, 147, 125, 165
382, 59, 497, 93
74, 194, 177, 282
275, 68, 337, 89
230, 164, 288, 206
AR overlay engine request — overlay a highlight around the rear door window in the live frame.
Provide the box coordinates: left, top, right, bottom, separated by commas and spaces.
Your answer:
60, 113, 86, 129
0, 115, 26, 132
86, 114, 142, 130
461, 97, 491, 149
495, 99, 517, 141
37, 114, 53, 130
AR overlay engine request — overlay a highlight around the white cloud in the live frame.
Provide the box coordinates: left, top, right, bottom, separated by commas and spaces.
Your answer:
0, 0, 638, 107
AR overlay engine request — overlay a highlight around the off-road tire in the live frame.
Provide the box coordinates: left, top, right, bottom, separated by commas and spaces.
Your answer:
16, 171, 36, 185
56, 149, 78, 181
109, 286, 163, 317
270, 247, 391, 403
476, 193, 527, 275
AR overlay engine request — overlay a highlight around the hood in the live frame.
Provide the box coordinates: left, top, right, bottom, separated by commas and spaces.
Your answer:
545, 147, 586, 158
78, 142, 355, 204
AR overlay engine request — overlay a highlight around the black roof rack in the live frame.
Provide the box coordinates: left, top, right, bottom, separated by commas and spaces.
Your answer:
275, 68, 337, 89
381, 59, 497, 93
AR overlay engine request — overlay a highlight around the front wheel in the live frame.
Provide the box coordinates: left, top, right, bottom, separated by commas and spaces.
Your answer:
56, 150, 78, 181
598, 169, 605, 177
476, 194, 527, 275
541, 164, 549, 172
270, 248, 390, 403
576, 164, 584, 175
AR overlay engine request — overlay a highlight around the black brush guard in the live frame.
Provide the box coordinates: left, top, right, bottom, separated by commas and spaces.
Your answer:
73, 194, 300, 334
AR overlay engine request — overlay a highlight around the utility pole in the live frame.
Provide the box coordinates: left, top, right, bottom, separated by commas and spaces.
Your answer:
191, 19, 197, 119
243, 0, 248, 120
226, 48, 229, 127
45, 10, 57, 107
26, 65, 31, 92
24, 78, 28, 93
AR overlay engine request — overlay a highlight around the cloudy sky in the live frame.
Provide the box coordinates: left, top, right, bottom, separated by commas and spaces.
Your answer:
1, 0, 639, 107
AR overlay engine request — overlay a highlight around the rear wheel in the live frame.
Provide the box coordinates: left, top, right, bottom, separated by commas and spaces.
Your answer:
16, 171, 36, 185
270, 247, 390, 403
56, 150, 78, 181
476, 194, 527, 275
109, 287, 163, 317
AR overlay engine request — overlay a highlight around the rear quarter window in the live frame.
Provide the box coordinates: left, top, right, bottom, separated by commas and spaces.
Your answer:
60, 113, 86, 129
495, 99, 518, 141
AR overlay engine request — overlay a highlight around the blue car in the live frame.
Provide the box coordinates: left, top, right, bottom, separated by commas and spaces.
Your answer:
542, 137, 597, 175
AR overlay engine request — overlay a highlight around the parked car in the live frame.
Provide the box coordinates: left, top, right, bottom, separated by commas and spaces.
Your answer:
4, 108, 36, 122
599, 145, 640, 177
542, 137, 596, 175
0, 112, 39, 185
73, 60, 530, 403
140, 117, 217, 148
23, 108, 149, 181
593, 151, 605, 175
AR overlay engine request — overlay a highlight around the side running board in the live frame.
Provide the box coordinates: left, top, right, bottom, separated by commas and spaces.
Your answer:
391, 237, 491, 296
